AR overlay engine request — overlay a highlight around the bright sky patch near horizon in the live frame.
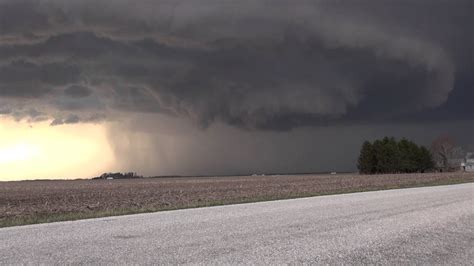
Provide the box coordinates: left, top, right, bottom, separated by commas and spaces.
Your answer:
0, 117, 114, 181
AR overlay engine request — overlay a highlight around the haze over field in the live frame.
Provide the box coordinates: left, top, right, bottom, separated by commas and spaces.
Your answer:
0, 0, 472, 180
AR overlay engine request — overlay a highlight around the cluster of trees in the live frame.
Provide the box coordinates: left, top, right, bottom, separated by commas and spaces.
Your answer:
93, 172, 142, 179
358, 137, 435, 174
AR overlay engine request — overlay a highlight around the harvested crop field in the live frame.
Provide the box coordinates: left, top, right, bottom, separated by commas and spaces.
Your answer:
1, 172, 473, 227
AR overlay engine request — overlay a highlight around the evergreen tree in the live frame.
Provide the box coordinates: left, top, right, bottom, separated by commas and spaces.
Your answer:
418, 146, 435, 172
384, 137, 401, 173
398, 138, 411, 172
398, 138, 419, 173
372, 137, 401, 173
357, 141, 375, 174
358, 137, 435, 174
372, 139, 386, 173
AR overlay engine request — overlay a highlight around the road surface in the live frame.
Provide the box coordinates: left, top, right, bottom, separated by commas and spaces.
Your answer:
1, 183, 473, 264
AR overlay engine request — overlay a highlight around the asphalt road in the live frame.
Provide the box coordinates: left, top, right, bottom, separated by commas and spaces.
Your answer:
1, 183, 473, 264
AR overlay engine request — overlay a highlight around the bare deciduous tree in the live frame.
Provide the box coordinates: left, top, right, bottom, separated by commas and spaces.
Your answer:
431, 135, 464, 171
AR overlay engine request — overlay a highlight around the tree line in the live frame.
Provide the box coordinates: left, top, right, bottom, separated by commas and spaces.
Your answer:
93, 172, 142, 179
358, 137, 435, 174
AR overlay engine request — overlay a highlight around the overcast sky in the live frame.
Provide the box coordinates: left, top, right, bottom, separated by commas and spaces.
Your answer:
0, 0, 472, 177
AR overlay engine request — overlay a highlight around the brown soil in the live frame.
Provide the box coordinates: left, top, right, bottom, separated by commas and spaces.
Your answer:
1, 172, 473, 227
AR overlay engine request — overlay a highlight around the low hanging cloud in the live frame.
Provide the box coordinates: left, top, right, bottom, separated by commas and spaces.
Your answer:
64, 85, 92, 98
0, 0, 471, 130
49, 113, 105, 126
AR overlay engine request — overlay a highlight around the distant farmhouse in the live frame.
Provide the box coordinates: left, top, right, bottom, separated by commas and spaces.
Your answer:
437, 152, 474, 172
446, 158, 465, 172
462, 153, 474, 172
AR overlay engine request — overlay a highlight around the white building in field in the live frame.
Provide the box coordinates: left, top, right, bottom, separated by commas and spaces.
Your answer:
462, 153, 474, 172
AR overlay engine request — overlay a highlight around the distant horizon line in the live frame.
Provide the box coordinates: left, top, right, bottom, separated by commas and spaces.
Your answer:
1, 170, 358, 182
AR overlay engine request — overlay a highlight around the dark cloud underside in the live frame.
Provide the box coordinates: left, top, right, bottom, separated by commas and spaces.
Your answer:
0, 0, 472, 129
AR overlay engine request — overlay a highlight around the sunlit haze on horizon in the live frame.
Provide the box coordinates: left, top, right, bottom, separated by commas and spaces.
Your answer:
0, 117, 114, 180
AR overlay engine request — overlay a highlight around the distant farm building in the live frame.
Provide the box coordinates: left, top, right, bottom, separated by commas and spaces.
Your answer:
438, 152, 474, 172
463, 153, 474, 172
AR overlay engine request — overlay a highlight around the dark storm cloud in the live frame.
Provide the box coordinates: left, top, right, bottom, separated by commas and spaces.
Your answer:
50, 114, 80, 126
0, 60, 80, 98
0, 31, 137, 60
64, 84, 92, 98
0, 0, 49, 35
0, 0, 472, 129
0, 106, 49, 122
